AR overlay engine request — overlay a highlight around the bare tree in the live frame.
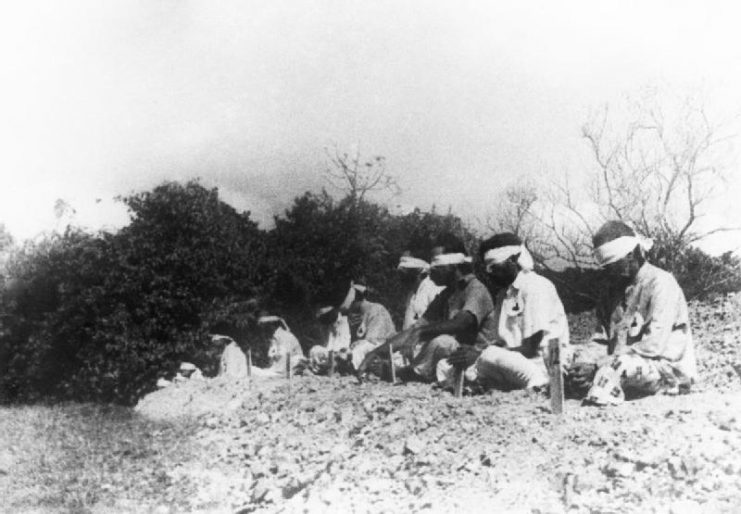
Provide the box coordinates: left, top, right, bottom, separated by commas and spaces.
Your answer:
486, 183, 538, 236
541, 90, 738, 270
323, 145, 401, 206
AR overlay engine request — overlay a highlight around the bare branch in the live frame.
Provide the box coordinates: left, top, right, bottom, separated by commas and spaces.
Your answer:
323, 146, 400, 206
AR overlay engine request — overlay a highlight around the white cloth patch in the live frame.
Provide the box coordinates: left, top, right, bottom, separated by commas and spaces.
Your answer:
257, 315, 289, 330
397, 256, 430, 271
484, 245, 534, 272
594, 235, 653, 267
430, 253, 472, 268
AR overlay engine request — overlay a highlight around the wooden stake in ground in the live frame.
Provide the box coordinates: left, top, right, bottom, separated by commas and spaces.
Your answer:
548, 338, 564, 415
328, 350, 335, 377
388, 345, 396, 383
247, 348, 252, 388
453, 367, 465, 398
286, 351, 292, 395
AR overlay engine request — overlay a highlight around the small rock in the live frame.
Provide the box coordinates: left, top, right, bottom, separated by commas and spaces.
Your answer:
404, 436, 425, 455
667, 456, 685, 479
251, 478, 271, 502
282, 476, 303, 498
604, 461, 633, 478
404, 477, 424, 495
387, 455, 404, 470
226, 399, 242, 412
480, 452, 494, 467
338, 406, 355, 424
250, 462, 270, 478
575, 468, 603, 493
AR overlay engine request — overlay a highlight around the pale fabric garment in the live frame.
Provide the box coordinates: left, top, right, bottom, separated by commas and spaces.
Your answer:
257, 315, 288, 328
593, 235, 654, 267
483, 245, 535, 272
585, 262, 697, 405
325, 313, 352, 352
219, 340, 249, 378
264, 326, 305, 377
437, 270, 570, 390
397, 255, 430, 271
413, 334, 460, 380
346, 300, 396, 370
403, 276, 444, 330
309, 314, 352, 374
585, 353, 668, 405
429, 252, 473, 267
411, 274, 495, 380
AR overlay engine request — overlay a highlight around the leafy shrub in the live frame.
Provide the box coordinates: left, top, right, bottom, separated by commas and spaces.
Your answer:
1, 180, 477, 405
267, 192, 476, 335
1, 181, 269, 404
21, 177, 736, 404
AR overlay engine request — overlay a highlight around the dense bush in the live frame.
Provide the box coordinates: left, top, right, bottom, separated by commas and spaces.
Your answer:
1, 182, 269, 404
0, 182, 475, 404
267, 191, 475, 343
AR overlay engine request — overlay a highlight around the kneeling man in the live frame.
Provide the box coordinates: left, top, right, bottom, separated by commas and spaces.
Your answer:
438, 233, 570, 391
357, 233, 495, 382
310, 280, 395, 374
256, 314, 306, 377
570, 221, 697, 405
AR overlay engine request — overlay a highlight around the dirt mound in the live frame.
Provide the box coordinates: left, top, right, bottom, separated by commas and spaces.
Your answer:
691, 294, 741, 392
135, 376, 286, 421
157, 376, 741, 513
132, 297, 741, 512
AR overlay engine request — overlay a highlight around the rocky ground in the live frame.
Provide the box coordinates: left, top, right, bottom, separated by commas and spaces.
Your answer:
3, 295, 741, 513
128, 295, 741, 513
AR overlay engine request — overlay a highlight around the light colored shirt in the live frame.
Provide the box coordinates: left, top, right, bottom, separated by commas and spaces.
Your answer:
322, 313, 351, 352
267, 326, 304, 373
219, 340, 248, 378
422, 274, 495, 346
600, 262, 697, 379
403, 276, 444, 329
486, 271, 570, 357
348, 300, 396, 346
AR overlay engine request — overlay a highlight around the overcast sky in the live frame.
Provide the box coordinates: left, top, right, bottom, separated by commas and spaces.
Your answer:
2, 1, 741, 253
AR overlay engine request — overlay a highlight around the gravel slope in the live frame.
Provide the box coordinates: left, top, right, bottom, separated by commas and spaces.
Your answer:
132, 295, 741, 513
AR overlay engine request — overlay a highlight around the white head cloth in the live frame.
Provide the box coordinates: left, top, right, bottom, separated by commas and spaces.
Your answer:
315, 305, 334, 318
316, 282, 357, 319
397, 255, 430, 271
483, 245, 534, 272
594, 235, 654, 267
257, 315, 288, 330
430, 252, 473, 268
337, 283, 357, 311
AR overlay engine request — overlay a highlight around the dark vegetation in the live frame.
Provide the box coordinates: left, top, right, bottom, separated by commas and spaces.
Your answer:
1, 180, 740, 405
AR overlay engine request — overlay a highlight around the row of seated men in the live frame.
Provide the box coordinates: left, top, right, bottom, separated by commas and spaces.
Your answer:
216, 220, 697, 407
